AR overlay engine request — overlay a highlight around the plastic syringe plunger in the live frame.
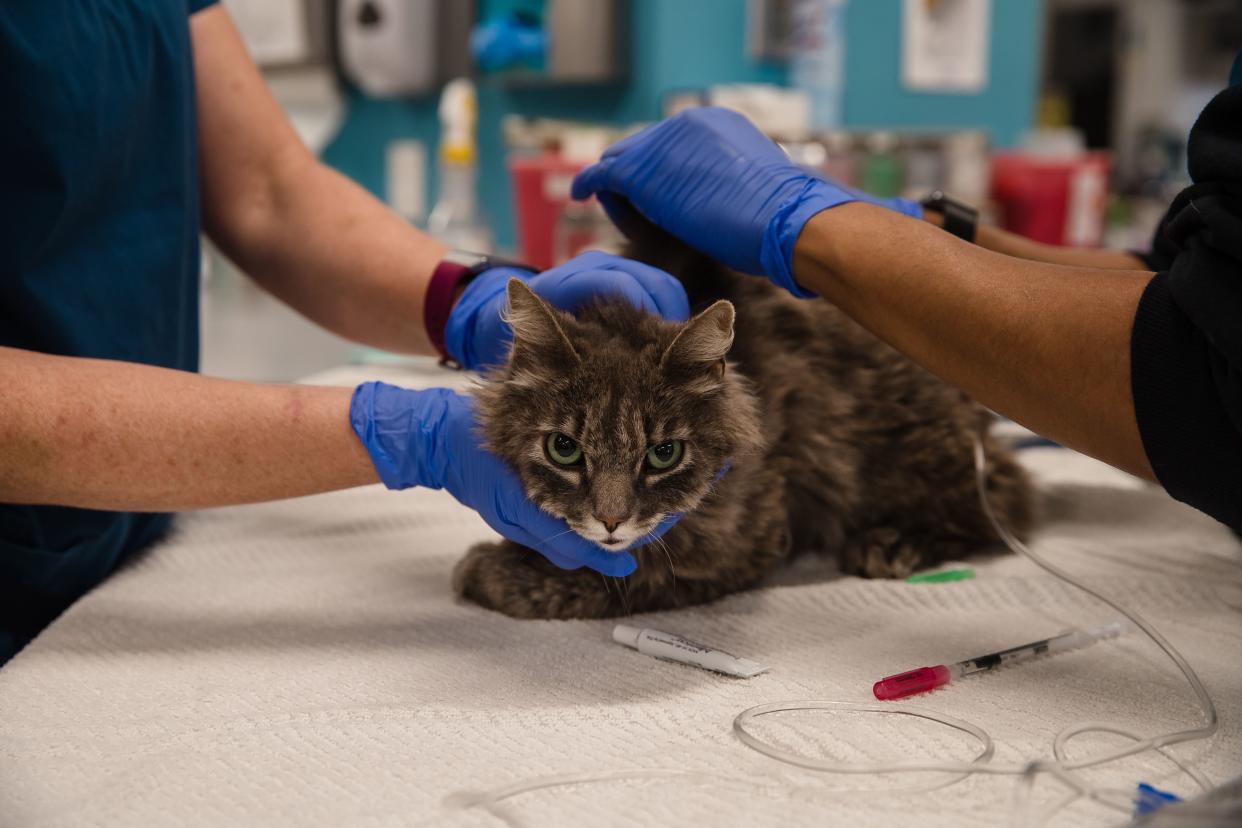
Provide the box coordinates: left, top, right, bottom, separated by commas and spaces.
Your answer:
873, 665, 952, 701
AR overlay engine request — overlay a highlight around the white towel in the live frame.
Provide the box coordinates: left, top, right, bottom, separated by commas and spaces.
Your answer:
2, 363, 1239, 827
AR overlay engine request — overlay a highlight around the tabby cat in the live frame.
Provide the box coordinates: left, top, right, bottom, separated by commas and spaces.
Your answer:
453, 225, 1033, 618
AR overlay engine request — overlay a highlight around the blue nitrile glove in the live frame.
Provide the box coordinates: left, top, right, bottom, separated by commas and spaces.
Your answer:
470, 16, 546, 72
350, 382, 681, 576
571, 107, 923, 298
444, 251, 690, 370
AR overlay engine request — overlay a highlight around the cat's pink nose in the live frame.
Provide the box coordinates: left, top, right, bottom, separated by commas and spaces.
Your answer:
594, 513, 624, 534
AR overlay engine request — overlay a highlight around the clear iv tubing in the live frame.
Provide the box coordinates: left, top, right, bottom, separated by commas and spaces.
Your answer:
447, 432, 1220, 826
733, 435, 1219, 822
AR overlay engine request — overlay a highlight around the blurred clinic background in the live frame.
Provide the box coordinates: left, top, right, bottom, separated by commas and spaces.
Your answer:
203, 0, 1242, 381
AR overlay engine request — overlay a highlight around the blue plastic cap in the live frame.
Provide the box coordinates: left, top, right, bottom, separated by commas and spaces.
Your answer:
1133, 782, 1183, 817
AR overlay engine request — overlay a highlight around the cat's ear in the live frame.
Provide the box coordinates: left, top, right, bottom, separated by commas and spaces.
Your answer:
505, 278, 580, 368
661, 300, 734, 371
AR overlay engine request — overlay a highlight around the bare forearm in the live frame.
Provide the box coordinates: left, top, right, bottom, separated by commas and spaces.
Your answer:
0, 347, 376, 511
192, 6, 447, 356
209, 155, 448, 354
924, 209, 1146, 269
794, 204, 1156, 479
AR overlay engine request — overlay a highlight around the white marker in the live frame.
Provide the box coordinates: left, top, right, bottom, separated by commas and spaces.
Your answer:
612, 625, 769, 678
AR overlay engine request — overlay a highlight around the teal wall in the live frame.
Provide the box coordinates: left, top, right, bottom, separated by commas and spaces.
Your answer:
321, 0, 1042, 251
843, 0, 1043, 146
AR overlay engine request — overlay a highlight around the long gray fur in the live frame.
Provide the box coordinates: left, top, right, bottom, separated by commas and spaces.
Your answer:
454, 223, 1033, 619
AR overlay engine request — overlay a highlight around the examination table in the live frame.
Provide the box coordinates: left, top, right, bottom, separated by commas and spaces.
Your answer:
2, 362, 1240, 827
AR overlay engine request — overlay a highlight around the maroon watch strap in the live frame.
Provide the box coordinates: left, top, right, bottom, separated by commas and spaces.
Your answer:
424, 258, 471, 359
424, 253, 538, 361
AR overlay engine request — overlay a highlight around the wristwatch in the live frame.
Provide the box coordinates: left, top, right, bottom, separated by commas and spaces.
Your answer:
920, 190, 979, 243
424, 250, 537, 361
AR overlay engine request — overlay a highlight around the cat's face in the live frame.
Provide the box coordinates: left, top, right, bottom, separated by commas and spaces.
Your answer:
475, 280, 762, 553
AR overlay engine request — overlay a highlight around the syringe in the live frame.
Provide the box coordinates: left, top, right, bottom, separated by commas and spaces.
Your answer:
873, 620, 1131, 701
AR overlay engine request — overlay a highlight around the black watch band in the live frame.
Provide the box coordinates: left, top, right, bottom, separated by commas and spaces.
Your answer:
920, 190, 979, 244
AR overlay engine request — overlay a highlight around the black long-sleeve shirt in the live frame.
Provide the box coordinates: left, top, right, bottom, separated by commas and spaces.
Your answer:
1130, 84, 1242, 533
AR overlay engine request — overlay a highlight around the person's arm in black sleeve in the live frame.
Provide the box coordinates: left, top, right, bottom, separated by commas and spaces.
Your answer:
1129, 84, 1242, 533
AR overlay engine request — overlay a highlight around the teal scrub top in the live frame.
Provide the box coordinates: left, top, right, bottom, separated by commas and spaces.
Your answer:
0, 0, 218, 664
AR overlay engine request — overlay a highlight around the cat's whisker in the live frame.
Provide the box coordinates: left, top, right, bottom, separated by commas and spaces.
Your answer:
536, 528, 578, 546
613, 575, 632, 617
652, 535, 677, 595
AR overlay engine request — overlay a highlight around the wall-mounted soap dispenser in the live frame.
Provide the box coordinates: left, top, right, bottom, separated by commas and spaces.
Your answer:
337, 0, 474, 96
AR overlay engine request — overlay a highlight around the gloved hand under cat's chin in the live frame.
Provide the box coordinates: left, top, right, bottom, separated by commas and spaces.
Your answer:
349, 381, 649, 577
444, 252, 690, 371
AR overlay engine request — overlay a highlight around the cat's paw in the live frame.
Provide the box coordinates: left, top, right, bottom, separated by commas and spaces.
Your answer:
452, 541, 619, 619
839, 527, 923, 579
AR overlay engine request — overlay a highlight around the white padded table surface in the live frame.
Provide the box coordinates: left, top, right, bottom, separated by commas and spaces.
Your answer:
3, 362, 1240, 827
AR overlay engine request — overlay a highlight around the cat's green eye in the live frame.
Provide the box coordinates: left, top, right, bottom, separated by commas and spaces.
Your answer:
645, 440, 683, 471
546, 432, 583, 465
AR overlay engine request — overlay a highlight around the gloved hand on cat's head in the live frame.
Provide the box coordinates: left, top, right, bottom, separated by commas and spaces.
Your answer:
571, 107, 922, 298
349, 381, 680, 576
445, 251, 690, 371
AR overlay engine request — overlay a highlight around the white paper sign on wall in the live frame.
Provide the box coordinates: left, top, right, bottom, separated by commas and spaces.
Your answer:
902, 0, 991, 94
